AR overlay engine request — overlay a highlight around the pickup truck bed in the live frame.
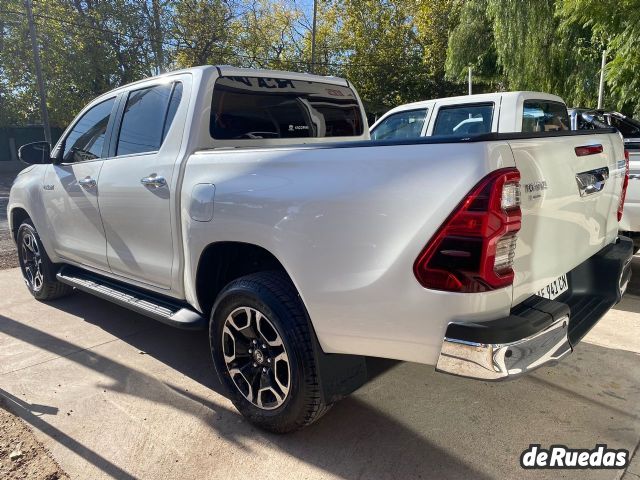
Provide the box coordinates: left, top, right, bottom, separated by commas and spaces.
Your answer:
9, 66, 631, 432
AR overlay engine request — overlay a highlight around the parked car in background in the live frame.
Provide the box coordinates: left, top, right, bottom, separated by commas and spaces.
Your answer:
370, 92, 569, 140
570, 108, 640, 251
10, 67, 632, 432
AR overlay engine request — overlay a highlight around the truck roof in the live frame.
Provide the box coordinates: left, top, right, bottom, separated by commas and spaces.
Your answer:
384, 91, 566, 115
90, 65, 350, 103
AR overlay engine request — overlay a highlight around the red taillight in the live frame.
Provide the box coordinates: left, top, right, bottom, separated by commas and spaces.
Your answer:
619, 150, 630, 221
414, 168, 521, 292
575, 144, 603, 156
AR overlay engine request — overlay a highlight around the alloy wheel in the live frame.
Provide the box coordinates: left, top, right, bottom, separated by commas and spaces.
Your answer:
21, 231, 44, 292
222, 306, 291, 410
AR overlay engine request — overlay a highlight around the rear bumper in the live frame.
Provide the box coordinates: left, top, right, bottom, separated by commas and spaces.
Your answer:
435, 236, 633, 380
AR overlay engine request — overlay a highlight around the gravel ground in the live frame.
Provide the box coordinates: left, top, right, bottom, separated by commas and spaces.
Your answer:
0, 172, 18, 270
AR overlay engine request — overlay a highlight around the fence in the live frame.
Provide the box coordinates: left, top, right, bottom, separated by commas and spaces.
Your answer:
0, 126, 64, 162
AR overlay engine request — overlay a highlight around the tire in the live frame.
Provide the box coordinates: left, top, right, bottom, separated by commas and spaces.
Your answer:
210, 271, 330, 433
16, 219, 73, 301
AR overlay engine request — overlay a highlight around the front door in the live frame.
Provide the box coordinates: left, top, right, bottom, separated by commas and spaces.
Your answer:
43, 96, 117, 269
97, 80, 185, 289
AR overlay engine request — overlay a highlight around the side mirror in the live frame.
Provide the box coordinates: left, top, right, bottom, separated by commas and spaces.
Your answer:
18, 141, 53, 165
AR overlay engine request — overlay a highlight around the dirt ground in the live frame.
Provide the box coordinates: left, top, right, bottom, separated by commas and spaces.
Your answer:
0, 397, 68, 480
0, 172, 18, 269
0, 170, 64, 479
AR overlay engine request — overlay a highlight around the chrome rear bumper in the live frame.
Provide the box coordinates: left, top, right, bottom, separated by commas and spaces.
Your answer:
436, 236, 633, 381
436, 315, 570, 380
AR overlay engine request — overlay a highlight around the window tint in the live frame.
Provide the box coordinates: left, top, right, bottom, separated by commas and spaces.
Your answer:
608, 115, 640, 137
433, 104, 493, 136
62, 98, 115, 163
210, 76, 364, 139
522, 100, 569, 132
117, 82, 181, 156
162, 82, 183, 142
371, 109, 427, 140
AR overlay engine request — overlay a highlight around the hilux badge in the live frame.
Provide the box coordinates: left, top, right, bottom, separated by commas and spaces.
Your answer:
523, 180, 548, 200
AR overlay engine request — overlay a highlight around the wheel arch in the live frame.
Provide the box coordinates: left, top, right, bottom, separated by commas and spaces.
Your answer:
9, 206, 31, 241
195, 241, 301, 318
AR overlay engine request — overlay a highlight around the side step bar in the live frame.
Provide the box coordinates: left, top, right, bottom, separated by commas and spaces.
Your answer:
56, 266, 206, 330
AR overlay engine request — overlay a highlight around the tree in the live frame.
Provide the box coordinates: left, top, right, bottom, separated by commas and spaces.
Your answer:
560, 0, 640, 115
171, 0, 237, 67
445, 0, 502, 88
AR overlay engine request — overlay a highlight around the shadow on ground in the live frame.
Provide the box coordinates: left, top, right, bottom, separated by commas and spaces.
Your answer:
0, 293, 492, 479
2, 259, 640, 479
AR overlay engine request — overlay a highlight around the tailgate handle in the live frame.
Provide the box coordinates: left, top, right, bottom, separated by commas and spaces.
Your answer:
575, 144, 603, 156
575, 167, 609, 197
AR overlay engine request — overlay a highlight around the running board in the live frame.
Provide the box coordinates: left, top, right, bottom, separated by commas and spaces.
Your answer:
56, 266, 206, 330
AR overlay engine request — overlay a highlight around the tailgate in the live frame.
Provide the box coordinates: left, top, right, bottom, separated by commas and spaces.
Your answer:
510, 131, 626, 305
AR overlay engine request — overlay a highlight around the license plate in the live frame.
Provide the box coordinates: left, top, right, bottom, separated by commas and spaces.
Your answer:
536, 274, 569, 300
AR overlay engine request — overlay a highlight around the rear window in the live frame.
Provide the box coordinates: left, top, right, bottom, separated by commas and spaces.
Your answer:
522, 100, 569, 132
433, 103, 493, 136
371, 109, 428, 140
210, 76, 364, 139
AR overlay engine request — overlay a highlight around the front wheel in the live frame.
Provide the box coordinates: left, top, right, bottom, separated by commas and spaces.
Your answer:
17, 219, 73, 301
210, 271, 330, 433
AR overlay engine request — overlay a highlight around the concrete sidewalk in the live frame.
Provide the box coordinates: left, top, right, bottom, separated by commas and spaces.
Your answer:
1, 266, 639, 480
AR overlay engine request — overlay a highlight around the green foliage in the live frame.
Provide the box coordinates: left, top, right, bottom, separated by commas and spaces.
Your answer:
446, 0, 640, 115
560, 0, 640, 115
445, 0, 501, 88
2, 0, 640, 128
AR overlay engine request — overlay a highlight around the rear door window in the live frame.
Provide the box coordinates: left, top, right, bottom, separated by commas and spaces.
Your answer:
210, 76, 364, 139
371, 109, 428, 140
522, 100, 569, 132
433, 103, 493, 136
116, 82, 182, 156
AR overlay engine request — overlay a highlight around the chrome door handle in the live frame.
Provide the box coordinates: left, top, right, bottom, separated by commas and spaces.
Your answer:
140, 174, 167, 189
575, 167, 609, 197
78, 177, 97, 189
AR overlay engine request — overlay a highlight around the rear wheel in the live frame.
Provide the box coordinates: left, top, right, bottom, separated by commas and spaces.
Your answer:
17, 219, 73, 301
210, 271, 330, 433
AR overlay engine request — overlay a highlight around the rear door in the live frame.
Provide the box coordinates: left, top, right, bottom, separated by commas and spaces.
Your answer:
97, 76, 188, 289
510, 131, 625, 304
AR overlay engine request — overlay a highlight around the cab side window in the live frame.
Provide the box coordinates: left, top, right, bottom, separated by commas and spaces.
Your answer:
371, 109, 428, 141
116, 82, 182, 156
62, 98, 115, 163
522, 100, 569, 132
433, 104, 493, 136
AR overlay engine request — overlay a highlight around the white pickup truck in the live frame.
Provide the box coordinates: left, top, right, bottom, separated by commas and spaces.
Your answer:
9, 66, 632, 432
370, 91, 570, 140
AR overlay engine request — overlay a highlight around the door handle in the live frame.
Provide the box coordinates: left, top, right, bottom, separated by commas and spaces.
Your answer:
140, 174, 167, 189
78, 176, 97, 189
575, 167, 609, 197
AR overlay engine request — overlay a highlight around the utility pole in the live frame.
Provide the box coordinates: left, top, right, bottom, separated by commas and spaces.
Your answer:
24, 0, 51, 145
310, 0, 318, 74
597, 49, 606, 109
468, 66, 472, 95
